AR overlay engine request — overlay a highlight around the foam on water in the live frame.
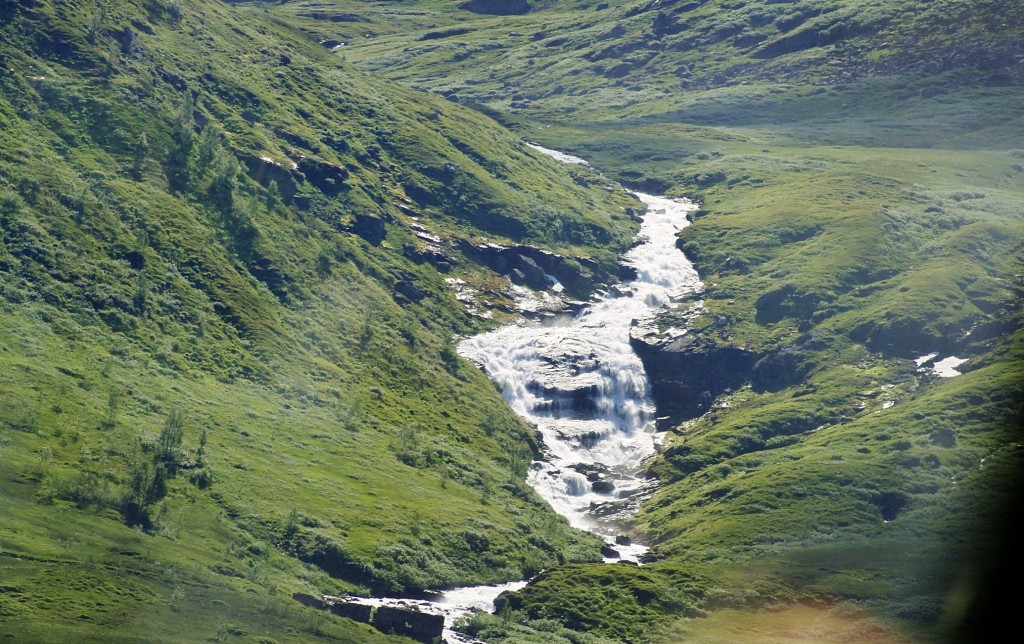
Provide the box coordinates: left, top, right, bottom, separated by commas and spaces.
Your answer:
459, 193, 702, 534
370, 151, 702, 642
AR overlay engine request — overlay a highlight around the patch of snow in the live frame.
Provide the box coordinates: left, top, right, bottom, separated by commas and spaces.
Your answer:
932, 356, 968, 377
525, 142, 590, 166
882, 400, 895, 409
915, 352, 939, 366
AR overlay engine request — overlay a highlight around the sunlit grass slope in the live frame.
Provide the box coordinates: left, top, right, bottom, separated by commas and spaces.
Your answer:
0, 0, 643, 641
284, 0, 1024, 641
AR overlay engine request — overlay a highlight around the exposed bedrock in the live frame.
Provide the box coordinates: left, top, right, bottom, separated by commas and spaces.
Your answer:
630, 331, 756, 421
456, 239, 612, 296
459, 0, 532, 16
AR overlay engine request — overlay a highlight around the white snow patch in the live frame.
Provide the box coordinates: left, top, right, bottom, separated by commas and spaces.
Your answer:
932, 356, 968, 377
525, 142, 590, 166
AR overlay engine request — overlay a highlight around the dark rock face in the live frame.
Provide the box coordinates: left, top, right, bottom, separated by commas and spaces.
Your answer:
351, 213, 387, 245
328, 601, 372, 622
296, 156, 349, 196
752, 343, 812, 392
873, 491, 910, 521
295, 596, 443, 644
456, 239, 600, 296
291, 592, 325, 610
394, 279, 427, 303
372, 606, 445, 643
511, 254, 549, 290
630, 332, 756, 421
601, 544, 620, 558
241, 154, 297, 200
403, 243, 454, 272
459, 0, 531, 16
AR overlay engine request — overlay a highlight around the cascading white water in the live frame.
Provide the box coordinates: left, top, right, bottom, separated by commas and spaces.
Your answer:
459, 190, 702, 544
358, 147, 703, 643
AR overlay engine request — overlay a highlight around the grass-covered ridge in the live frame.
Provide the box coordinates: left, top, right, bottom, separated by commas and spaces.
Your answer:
286, 0, 1024, 641
0, 0, 642, 641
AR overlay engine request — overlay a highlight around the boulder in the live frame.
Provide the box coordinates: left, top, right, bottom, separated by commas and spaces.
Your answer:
296, 156, 349, 196
601, 544, 620, 558
371, 606, 444, 644
511, 254, 549, 290
394, 280, 427, 303
351, 213, 387, 245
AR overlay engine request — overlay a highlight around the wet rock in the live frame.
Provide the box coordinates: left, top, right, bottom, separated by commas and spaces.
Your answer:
372, 606, 444, 644
630, 331, 756, 420
455, 239, 600, 296
615, 535, 632, 546
601, 544, 620, 558
592, 479, 615, 494
511, 254, 549, 290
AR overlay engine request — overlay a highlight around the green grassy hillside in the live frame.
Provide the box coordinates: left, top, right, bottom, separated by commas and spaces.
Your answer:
279, 0, 1024, 642
0, 1, 642, 641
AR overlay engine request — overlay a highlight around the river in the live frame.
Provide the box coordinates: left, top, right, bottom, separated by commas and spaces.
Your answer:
343, 147, 702, 643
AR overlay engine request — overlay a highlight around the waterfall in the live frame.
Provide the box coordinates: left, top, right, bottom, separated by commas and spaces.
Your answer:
459, 191, 702, 537
356, 148, 703, 644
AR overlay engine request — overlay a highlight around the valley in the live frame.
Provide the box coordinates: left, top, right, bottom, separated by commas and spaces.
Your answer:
1, 1, 1021, 643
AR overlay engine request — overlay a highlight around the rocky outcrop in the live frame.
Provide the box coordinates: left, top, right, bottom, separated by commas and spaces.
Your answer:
751, 343, 814, 392
459, 0, 531, 16
456, 239, 604, 296
328, 601, 372, 622
241, 154, 298, 200
394, 279, 427, 303
295, 595, 444, 644
372, 606, 444, 643
296, 156, 349, 197
630, 332, 756, 421
350, 213, 387, 245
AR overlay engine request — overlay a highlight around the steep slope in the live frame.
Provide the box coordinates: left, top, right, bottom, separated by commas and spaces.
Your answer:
0, 0, 641, 641
282, 0, 1024, 642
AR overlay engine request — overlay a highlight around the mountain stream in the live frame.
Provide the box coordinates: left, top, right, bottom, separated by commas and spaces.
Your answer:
347, 147, 702, 642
